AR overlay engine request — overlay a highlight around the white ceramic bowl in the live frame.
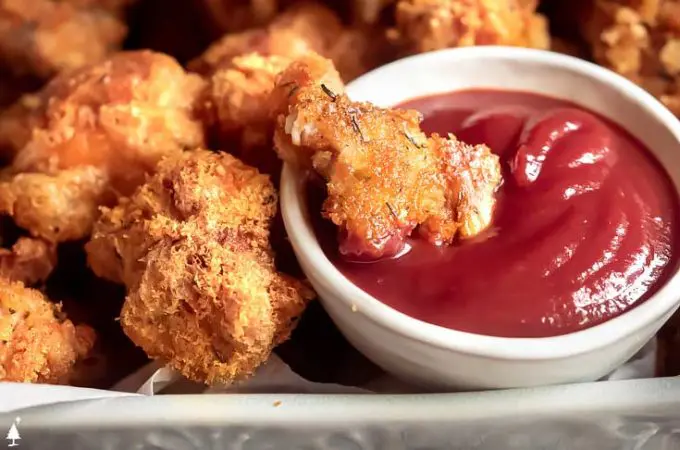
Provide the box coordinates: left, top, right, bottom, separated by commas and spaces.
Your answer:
280, 47, 680, 390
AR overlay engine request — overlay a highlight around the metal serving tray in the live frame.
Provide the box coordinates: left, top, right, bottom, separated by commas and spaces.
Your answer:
2, 377, 680, 449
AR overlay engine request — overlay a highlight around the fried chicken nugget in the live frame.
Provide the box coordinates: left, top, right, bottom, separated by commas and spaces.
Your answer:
0, 0, 131, 80
574, 0, 680, 116
190, 2, 386, 81
86, 150, 314, 385
0, 51, 206, 243
0, 279, 96, 384
389, 0, 550, 54
200, 53, 292, 175
272, 57, 501, 260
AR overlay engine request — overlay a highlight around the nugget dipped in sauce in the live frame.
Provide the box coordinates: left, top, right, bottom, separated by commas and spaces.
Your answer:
0, 51, 206, 243
271, 56, 502, 260
389, 0, 549, 54
86, 150, 314, 385
0, 279, 96, 384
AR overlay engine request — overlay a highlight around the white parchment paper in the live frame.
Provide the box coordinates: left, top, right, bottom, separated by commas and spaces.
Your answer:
111, 339, 658, 395
0, 339, 659, 412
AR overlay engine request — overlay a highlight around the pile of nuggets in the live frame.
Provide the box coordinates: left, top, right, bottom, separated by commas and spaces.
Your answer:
0, 0, 677, 387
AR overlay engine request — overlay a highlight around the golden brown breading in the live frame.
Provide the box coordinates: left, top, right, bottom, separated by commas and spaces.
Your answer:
200, 53, 291, 173
0, 167, 109, 242
0, 0, 130, 80
272, 57, 501, 260
388, 0, 550, 54
0, 51, 206, 242
575, 0, 680, 116
0, 279, 96, 384
190, 2, 386, 81
0, 237, 57, 285
86, 150, 314, 385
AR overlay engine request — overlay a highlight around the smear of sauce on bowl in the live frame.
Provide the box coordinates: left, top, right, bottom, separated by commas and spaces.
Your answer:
311, 89, 679, 338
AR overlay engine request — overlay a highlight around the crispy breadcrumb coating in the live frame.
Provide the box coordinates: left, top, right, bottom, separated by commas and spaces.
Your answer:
86, 150, 314, 385
190, 2, 386, 81
272, 57, 501, 260
389, 0, 550, 54
0, 51, 206, 242
0, 0, 130, 80
200, 53, 291, 174
576, 0, 680, 116
0, 237, 56, 285
0, 167, 108, 243
0, 280, 96, 384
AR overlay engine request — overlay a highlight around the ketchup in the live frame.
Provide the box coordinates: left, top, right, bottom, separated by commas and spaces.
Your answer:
312, 89, 680, 338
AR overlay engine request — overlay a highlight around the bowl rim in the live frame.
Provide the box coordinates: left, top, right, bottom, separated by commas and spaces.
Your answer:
280, 46, 680, 361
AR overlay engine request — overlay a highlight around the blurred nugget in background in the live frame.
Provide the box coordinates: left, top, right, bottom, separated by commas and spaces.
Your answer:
0, 0, 135, 80
190, 1, 392, 82
554, 0, 680, 116
388, 0, 550, 54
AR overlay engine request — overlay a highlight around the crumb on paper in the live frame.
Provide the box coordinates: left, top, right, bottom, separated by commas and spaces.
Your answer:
351, 304, 358, 312
273, 400, 282, 407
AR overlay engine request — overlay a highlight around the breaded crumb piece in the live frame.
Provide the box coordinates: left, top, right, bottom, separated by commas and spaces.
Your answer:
86, 150, 314, 385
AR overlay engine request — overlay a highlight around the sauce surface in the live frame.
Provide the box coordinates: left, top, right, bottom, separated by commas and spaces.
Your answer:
313, 90, 679, 337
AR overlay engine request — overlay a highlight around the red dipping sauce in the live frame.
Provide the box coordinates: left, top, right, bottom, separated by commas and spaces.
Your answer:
312, 90, 680, 338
